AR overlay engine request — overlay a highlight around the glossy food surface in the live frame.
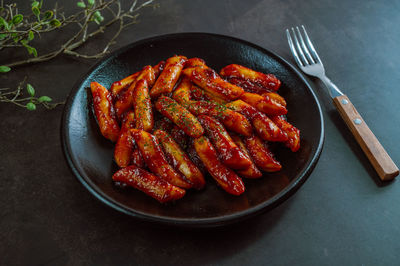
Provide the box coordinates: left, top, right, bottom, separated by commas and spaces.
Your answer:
90, 82, 120, 142
112, 165, 186, 203
62, 33, 323, 227
131, 129, 192, 189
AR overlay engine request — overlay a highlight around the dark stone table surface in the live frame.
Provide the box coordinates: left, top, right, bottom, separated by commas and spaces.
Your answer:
1, 0, 400, 265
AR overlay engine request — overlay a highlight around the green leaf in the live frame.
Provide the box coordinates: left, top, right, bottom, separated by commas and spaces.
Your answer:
32, 7, 41, 19
0, 33, 7, 40
43, 11, 53, 21
94, 11, 101, 19
12, 14, 23, 25
0, 66, 11, 73
27, 46, 38, 57
38, 96, 52, 102
20, 39, 28, 46
50, 19, 61, 27
27, 83, 35, 96
31, 1, 39, 8
26, 102, 36, 111
28, 31, 34, 41
88, 0, 95, 7
0, 17, 9, 30
93, 11, 104, 24
77, 2, 86, 8
33, 48, 38, 57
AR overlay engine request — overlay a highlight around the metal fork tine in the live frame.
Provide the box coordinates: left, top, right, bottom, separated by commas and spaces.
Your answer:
295, 26, 315, 64
286, 29, 304, 68
286, 26, 399, 181
301, 25, 322, 64
291, 27, 309, 65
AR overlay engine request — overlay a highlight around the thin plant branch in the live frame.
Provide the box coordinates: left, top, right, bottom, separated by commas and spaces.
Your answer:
0, 0, 157, 110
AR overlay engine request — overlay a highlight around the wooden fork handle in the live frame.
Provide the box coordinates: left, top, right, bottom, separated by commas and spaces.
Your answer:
333, 95, 399, 181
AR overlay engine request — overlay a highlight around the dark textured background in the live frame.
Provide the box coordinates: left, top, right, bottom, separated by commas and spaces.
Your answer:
1, 0, 400, 265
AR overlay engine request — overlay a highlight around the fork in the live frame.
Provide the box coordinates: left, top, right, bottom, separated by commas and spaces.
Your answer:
286, 25, 399, 181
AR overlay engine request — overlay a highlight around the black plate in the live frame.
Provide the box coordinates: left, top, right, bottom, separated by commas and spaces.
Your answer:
61, 33, 324, 227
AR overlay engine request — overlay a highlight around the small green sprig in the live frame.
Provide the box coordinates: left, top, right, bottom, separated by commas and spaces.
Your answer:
0, 0, 158, 110
0, 1, 62, 58
1, 0, 157, 67
0, 77, 64, 110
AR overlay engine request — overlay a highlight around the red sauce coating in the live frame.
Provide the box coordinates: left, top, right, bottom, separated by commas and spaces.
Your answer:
93, 57, 302, 202
226, 100, 288, 142
170, 125, 189, 149
110, 71, 140, 100
155, 96, 204, 138
227, 77, 270, 94
90, 82, 120, 142
155, 117, 174, 132
194, 136, 245, 195
172, 76, 192, 104
114, 82, 136, 119
187, 100, 252, 137
154, 130, 205, 190
270, 115, 301, 152
114, 111, 136, 167
190, 84, 208, 101
112, 165, 185, 203
153, 60, 166, 79
220, 64, 281, 92
131, 129, 192, 189
184, 57, 206, 68
186, 143, 207, 174
150, 55, 187, 98
244, 135, 282, 172
183, 66, 244, 101
191, 85, 228, 104
114, 66, 155, 120
197, 115, 252, 170
131, 149, 145, 168
133, 79, 154, 132
240, 92, 287, 116
231, 134, 262, 179
261, 92, 287, 107
172, 81, 235, 136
